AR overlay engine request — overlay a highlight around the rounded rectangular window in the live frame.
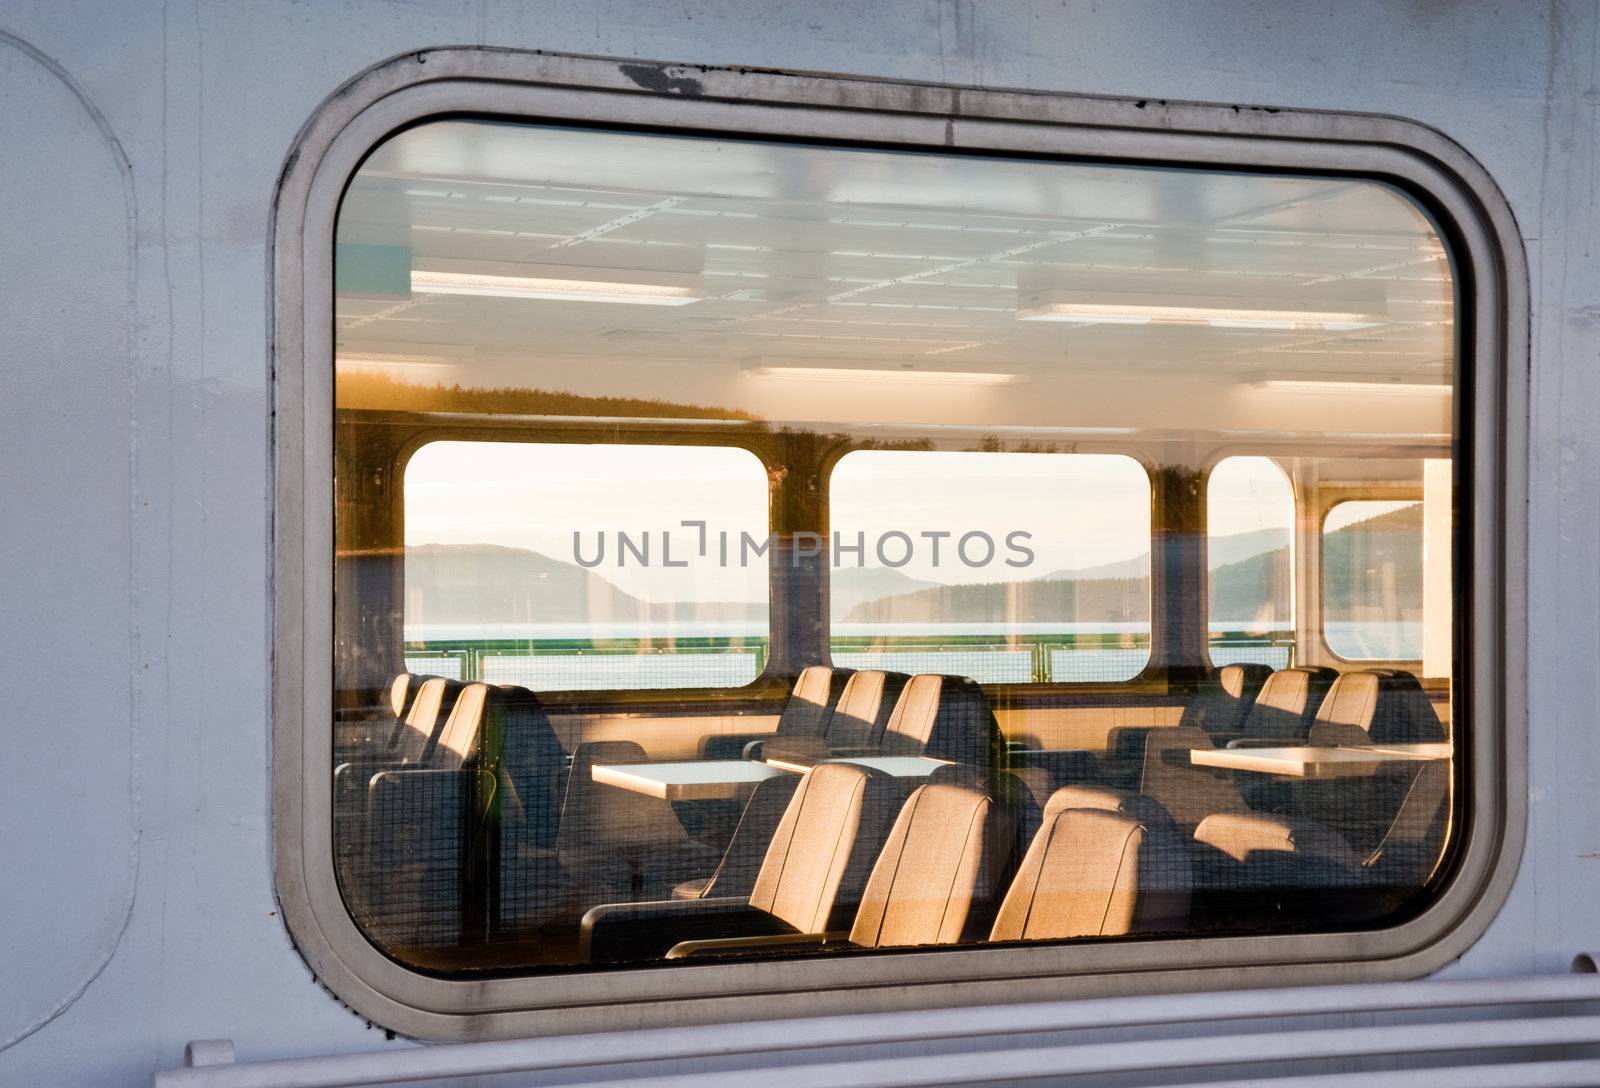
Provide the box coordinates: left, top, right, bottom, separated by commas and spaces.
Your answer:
829, 450, 1151, 683
1323, 497, 1426, 661
402, 441, 769, 690
1207, 456, 1295, 669
327, 113, 1463, 980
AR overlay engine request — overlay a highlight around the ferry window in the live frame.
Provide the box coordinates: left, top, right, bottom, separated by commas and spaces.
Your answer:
828, 450, 1151, 683
1322, 498, 1425, 661
1206, 457, 1294, 669
402, 441, 768, 690
328, 116, 1461, 979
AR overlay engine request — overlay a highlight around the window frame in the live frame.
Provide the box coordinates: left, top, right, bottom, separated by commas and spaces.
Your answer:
392, 433, 778, 698
1317, 492, 1428, 666
822, 445, 1158, 685
273, 49, 1526, 1039
1201, 453, 1299, 672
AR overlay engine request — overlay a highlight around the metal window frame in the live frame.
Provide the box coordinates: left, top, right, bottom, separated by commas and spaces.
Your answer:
271, 47, 1528, 1040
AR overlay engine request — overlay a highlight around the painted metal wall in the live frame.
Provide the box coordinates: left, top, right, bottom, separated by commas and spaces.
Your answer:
0, 2, 1593, 1084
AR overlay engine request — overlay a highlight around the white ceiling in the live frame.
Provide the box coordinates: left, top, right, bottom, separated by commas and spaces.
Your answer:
335, 120, 1455, 439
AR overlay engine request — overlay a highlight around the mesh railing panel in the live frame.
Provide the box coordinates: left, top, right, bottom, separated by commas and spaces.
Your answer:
405, 654, 464, 680
830, 649, 1034, 684
1046, 647, 1151, 683
1209, 643, 1293, 669
481, 651, 760, 691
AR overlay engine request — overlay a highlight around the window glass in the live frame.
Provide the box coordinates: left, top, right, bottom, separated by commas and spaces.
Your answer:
829, 450, 1151, 682
403, 441, 768, 690
1206, 457, 1294, 668
331, 118, 1459, 976
1323, 499, 1424, 660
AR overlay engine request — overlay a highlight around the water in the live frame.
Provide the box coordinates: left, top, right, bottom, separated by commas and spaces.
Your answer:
403, 621, 1418, 690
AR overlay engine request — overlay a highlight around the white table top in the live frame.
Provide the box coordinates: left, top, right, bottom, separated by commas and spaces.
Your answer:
1189, 743, 1451, 780
591, 759, 790, 801
762, 754, 953, 777
831, 755, 953, 777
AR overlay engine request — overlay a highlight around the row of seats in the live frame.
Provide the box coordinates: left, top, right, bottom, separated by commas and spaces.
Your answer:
710, 664, 1005, 770
579, 765, 1192, 964
339, 662, 1449, 960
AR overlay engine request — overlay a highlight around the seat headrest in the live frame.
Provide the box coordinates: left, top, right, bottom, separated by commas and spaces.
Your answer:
1239, 667, 1338, 741
826, 670, 910, 747
1218, 663, 1274, 700
1041, 785, 1177, 831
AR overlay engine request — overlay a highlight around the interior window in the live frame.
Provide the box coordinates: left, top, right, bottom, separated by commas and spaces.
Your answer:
330, 118, 1460, 976
828, 450, 1151, 683
1322, 498, 1425, 661
1206, 457, 1295, 669
402, 441, 768, 691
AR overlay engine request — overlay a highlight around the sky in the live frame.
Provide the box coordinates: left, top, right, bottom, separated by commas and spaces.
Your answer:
404, 442, 1297, 604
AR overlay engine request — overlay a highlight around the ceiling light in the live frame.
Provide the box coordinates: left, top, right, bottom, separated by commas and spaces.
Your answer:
1018, 299, 1381, 330
741, 364, 1024, 385
411, 269, 700, 306
1249, 375, 1452, 396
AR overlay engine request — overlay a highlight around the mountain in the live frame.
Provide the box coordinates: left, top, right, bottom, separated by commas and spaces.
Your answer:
402, 543, 764, 625
829, 566, 940, 621
846, 507, 1419, 626
1031, 527, 1290, 583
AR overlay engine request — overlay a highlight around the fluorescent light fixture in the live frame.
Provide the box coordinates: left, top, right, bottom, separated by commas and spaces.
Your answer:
337, 348, 470, 370
742, 364, 1024, 385
1249, 374, 1452, 396
411, 269, 699, 306
1018, 299, 1381, 330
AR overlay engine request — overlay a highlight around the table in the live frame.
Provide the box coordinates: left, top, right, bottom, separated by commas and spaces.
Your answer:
591, 759, 791, 801
761, 754, 953, 777
1188, 743, 1451, 781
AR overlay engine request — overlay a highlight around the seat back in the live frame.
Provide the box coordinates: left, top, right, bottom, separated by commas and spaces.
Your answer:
848, 777, 1015, 948
824, 670, 909, 748
881, 674, 1003, 767
1191, 812, 1366, 930
433, 682, 489, 770
990, 800, 1190, 942
1304, 670, 1391, 745
750, 762, 902, 934
1180, 663, 1273, 736
380, 672, 415, 741
773, 664, 849, 738
1238, 666, 1338, 742
390, 677, 460, 764
691, 773, 804, 899
493, 685, 567, 850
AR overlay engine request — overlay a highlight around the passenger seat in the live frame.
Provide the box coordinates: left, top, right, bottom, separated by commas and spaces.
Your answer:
665, 770, 1013, 958
989, 787, 1191, 942
698, 664, 852, 760
760, 669, 909, 764
580, 762, 902, 963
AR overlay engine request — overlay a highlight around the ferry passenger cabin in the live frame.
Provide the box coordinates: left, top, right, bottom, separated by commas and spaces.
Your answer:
330, 118, 1458, 974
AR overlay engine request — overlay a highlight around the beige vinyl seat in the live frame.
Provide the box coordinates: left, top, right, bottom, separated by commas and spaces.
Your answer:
1141, 666, 1334, 833
580, 762, 902, 963
989, 786, 1191, 942
1102, 663, 1273, 789
665, 771, 1014, 959
759, 669, 910, 764
357, 681, 497, 950
1190, 810, 1368, 931
699, 664, 853, 760
333, 675, 463, 829
1292, 669, 1450, 858
879, 673, 1006, 768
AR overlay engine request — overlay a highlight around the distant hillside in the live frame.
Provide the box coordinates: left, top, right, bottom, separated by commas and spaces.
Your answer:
846, 507, 1419, 625
1031, 527, 1289, 583
830, 566, 939, 621
403, 543, 764, 625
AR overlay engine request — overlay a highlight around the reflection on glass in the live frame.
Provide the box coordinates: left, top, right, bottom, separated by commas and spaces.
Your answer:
331, 119, 1458, 975
1323, 499, 1424, 660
